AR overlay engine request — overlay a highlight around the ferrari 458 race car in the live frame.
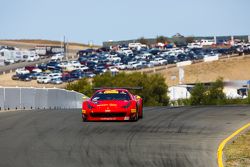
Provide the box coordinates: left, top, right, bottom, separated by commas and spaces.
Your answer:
82, 87, 143, 121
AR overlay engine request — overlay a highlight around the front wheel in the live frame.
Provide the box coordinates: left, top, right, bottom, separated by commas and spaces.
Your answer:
82, 116, 88, 122
139, 103, 143, 119
131, 107, 139, 121
139, 110, 143, 119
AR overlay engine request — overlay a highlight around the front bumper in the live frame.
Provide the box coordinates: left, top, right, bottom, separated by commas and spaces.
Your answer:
82, 110, 137, 121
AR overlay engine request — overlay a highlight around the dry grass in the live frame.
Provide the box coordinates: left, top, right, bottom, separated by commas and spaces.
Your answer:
0, 39, 99, 47
158, 56, 250, 86
224, 130, 250, 167
0, 39, 100, 51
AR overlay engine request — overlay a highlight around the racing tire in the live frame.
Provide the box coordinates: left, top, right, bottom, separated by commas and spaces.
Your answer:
139, 110, 143, 119
132, 107, 139, 122
139, 104, 143, 119
82, 116, 88, 122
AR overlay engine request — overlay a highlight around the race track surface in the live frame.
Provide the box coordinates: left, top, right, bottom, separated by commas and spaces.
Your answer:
0, 106, 249, 167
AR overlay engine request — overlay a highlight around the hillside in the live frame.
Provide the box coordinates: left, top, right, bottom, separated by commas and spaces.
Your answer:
0, 39, 100, 50
160, 55, 250, 86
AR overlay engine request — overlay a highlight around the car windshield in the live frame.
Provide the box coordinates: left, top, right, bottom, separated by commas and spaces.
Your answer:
92, 90, 131, 101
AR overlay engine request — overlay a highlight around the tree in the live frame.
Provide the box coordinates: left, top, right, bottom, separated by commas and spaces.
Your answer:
65, 78, 92, 97
206, 77, 226, 104
186, 36, 195, 43
137, 37, 149, 45
156, 36, 169, 44
190, 83, 207, 105
190, 77, 226, 105
66, 72, 169, 106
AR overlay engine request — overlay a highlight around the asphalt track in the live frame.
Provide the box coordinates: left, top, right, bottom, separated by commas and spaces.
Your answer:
0, 106, 249, 167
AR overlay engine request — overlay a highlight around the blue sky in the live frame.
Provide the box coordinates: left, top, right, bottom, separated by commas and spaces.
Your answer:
0, 0, 249, 45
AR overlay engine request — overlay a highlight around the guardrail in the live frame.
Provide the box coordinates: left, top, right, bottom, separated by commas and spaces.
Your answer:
204, 55, 219, 62
0, 87, 86, 111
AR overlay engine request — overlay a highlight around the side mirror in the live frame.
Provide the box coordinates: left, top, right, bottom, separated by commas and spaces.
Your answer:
82, 96, 88, 100
136, 95, 141, 100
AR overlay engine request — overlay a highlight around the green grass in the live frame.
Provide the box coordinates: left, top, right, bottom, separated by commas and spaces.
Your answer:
224, 130, 250, 167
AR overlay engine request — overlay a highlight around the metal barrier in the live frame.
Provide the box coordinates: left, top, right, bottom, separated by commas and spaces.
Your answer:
0, 87, 86, 110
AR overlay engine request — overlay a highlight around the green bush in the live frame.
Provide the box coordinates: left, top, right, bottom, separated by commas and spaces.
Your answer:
190, 83, 207, 105
190, 78, 227, 105
66, 72, 169, 106
206, 77, 226, 105
66, 78, 92, 96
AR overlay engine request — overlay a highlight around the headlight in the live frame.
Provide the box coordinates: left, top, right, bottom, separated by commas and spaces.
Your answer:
122, 101, 131, 109
130, 109, 136, 113
82, 109, 86, 114
87, 102, 94, 109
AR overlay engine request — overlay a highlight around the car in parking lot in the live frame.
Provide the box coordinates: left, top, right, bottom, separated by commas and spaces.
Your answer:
12, 41, 248, 85
50, 78, 63, 84
85, 72, 96, 78
70, 70, 85, 79
12, 74, 21, 80
37, 76, 51, 84
30, 72, 42, 79
19, 73, 32, 81
167, 55, 177, 64
16, 68, 30, 75
61, 73, 75, 82
47, 61, 61, 70
38, 63, 48, 71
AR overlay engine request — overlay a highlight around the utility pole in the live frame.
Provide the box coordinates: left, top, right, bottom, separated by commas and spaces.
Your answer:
63, 36, 68, 60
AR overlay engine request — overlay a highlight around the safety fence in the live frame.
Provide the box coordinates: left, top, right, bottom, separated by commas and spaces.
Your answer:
0, 87, 86, 110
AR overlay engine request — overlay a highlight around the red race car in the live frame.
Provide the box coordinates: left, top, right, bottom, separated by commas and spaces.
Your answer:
82, 87, 143, 121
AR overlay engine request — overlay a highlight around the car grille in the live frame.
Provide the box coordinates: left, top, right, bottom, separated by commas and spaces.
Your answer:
90, 112, 127, 117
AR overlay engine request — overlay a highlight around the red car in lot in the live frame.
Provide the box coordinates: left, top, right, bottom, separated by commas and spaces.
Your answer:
82, 88, 143, 121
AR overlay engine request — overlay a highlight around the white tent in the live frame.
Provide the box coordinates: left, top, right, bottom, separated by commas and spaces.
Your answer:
168, 85, 192, 101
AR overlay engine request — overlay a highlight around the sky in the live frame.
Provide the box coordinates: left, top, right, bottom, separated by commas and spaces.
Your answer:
0, 0, 250, 45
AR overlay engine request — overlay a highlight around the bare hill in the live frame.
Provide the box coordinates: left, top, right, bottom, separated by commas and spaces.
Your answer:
0, 39, 99, 50
160, 56, 250, 86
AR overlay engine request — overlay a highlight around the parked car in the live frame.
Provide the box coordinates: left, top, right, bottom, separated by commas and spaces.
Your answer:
19, 74, 32, 81
38, 63, 48, 71
26, 54, 40, 62
61, 73, 75, 82
84, 72, 96, 78
94, 66, 107, 75
37, 76, 51, 84
47, 61, 61, 70
32, 68, 42, 73
12, 74, 20, 80
167, 56, 177, 64
29, 72, 42, 80
50, 78, 63, 84
70, 70, 85, 79
25, 66, 37, 72
114, 63, 126, 70
16, 68, 30, 75
51, 53, 64, 61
